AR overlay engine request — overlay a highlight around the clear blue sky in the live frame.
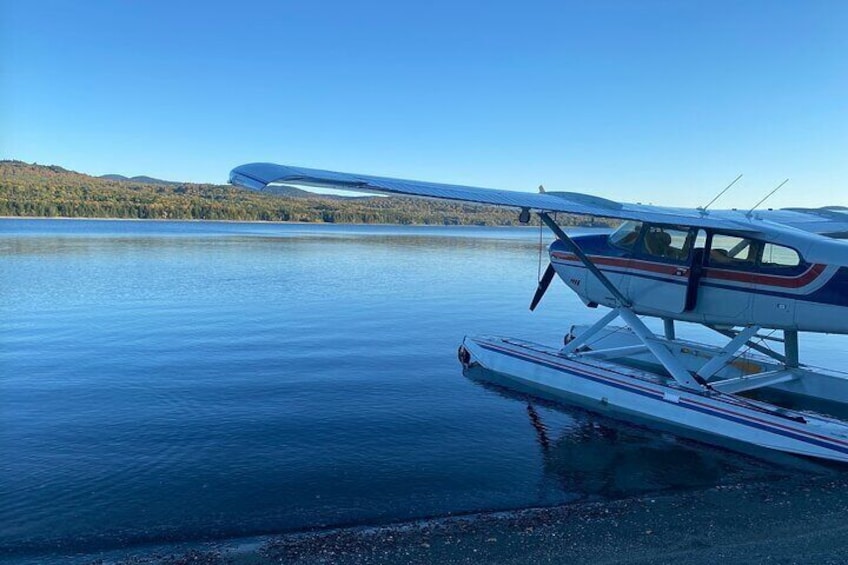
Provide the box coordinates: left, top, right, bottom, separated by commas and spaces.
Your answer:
2, 0, 846, 208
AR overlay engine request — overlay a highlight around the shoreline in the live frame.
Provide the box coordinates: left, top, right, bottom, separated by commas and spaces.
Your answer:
0, 215, 543, 228
38, 472, 848, 565
0, 216, 611, 229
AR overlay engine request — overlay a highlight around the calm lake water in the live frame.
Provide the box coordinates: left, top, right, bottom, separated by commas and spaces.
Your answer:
1, 219, 843, 561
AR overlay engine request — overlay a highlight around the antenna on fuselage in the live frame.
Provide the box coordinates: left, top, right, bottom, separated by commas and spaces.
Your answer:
698, 174, 743, 214
746, 178, 789, 218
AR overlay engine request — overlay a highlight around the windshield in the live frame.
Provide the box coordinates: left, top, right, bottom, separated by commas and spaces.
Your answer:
608, 221, 642, 251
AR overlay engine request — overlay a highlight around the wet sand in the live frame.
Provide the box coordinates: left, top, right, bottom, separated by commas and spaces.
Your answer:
78, 472, 848, 565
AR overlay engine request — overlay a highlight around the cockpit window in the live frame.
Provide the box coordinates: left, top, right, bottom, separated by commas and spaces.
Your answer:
608, 221, 643, 251
641, 225, 692, 262
761, 243, 801, 268
707, 234, 759, 270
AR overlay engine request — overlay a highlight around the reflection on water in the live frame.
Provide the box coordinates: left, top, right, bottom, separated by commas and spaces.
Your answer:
465, 366, 831, 501
529, 403, 725, 498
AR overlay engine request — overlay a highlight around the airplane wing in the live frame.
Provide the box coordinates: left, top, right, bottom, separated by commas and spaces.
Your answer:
754, 207, 848, 238
229, 162, 842, 236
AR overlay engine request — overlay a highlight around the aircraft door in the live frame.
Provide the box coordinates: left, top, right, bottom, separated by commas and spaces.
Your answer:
697, 233, 757, 323
626, 225, 694, 314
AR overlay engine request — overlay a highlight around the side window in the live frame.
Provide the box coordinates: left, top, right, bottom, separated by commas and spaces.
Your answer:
761, 243, 801, 269
642, 225, 692, 263
608, 220, 643, 251
707, 234, 759, 270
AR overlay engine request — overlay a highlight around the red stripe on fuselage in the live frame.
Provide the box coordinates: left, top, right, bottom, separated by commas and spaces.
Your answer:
551, 252, 687, 277
702, 263, 826, 289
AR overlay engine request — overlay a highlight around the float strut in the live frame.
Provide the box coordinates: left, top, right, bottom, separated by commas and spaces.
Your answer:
696, 325, 762, 382
618, 308, 702, 390
663, 319, 676, 340
561, 309, 621, 355
784, 330, 799, 368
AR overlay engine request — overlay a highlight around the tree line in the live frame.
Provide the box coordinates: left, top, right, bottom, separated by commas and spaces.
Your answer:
0, 160, 610, 227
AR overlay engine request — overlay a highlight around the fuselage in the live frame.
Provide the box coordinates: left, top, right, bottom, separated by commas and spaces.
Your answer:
552, 221, 848, 334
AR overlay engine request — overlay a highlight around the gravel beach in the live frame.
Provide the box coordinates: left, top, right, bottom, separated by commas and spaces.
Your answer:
70, 472, 848, 565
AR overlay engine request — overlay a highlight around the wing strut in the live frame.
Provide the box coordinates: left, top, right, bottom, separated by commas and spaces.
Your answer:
537, 212, 631, 307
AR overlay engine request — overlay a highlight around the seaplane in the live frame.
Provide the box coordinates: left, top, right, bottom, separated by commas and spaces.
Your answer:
229, 162, 848, 464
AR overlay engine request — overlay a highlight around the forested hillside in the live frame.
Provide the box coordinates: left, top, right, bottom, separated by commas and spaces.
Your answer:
0, 160, 606, 226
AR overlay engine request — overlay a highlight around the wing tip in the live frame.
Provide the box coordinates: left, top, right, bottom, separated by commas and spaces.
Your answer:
229, 170, 269, 191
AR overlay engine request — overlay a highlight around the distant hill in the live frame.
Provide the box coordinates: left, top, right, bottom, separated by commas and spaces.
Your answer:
99, 174, 179, 185
0, 159, 605, 226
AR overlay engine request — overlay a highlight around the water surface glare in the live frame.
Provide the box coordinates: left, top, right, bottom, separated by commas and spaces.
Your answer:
0, 219, 837, 559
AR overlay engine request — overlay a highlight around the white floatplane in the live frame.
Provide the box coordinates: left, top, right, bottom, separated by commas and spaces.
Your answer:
230, 163, 848, 464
